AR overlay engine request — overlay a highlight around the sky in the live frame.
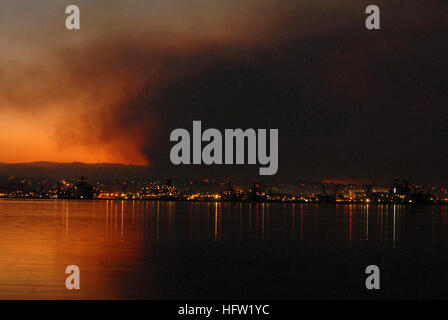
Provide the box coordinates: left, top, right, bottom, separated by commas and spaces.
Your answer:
0, 0, 447, 183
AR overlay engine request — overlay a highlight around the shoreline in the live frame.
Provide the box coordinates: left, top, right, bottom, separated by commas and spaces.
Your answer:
0, 197, 444, 206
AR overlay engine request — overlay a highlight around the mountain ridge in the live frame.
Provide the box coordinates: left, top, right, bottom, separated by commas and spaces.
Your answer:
0, 161, 151, 180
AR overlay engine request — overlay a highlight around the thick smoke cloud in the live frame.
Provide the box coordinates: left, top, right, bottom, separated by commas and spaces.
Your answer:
0, 1, 447, 182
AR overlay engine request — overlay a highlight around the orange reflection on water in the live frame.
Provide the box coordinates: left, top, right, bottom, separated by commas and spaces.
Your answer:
0, 200, 146, 299
1, 200, 448, 299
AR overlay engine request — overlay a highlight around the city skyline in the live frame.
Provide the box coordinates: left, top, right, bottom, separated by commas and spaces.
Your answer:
1, 168, 446, 205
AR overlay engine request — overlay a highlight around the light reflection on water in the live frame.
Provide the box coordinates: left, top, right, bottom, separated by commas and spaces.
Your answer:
0, 199, 446, 299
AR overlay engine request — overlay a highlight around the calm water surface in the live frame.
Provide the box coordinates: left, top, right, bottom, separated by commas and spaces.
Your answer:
1, 200, 448, 299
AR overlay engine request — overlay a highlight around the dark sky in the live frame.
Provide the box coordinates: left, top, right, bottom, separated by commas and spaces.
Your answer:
1, 0, 447, 183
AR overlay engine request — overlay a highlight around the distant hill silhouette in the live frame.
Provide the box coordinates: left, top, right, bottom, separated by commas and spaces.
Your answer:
0, 162, 151, 180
